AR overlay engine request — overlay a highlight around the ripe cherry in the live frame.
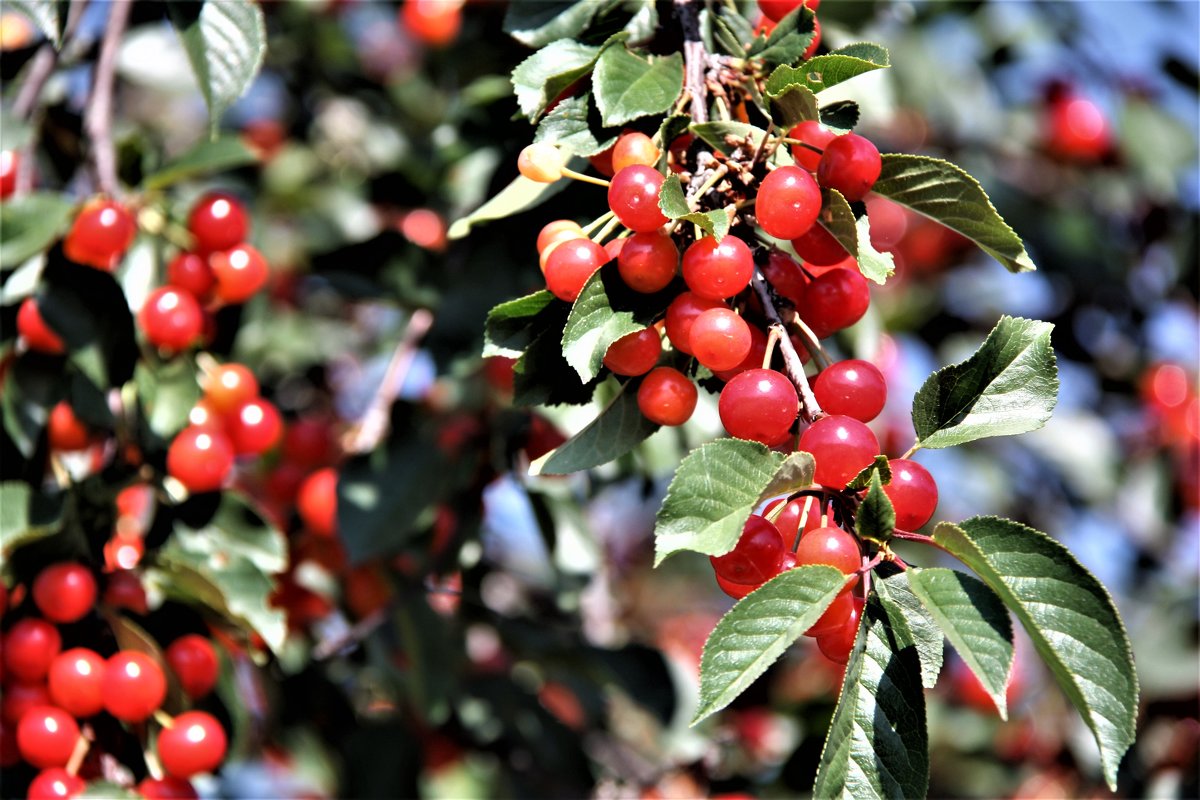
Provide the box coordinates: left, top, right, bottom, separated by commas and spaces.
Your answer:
2, 682, 51, 725
158, 710, 227, 778
788, 121, 836, 172
756, 165, 821, 240
47, 648, 105, 718
664, 292, 724, 354
636, 367, 697, 426
812, 360, 887, 422
617, 231, 677, 293
46, 403, 92, 452
32, 563, 96, 624
517, 142, 565, 183
3, 618, 61, 682
102, 651, 167, 722
817, 133, 881, 202
63, 199, 137, 271
607, 165, 668, 233
798, 415, 879, 488
757, 0, 819, 23
795, 267, 870, 338
770, 495, 825, 543
714, 573, 758, 600
225, 397, 283, 455
816, 595, 864, 664
759, 249, 807, 306
689, 308, 752, 372
682, 235, 754, 300
612, 131, 660, 171
791, 222, 847, 266
1046, 94, 1111, 163
804, 587, 856, 638
544, 237, 608, 302
103, 570, 149, 616
718, 369, 799, 446
536, 219, 583, 264
210, 243, 268, 304
603, 328, 661, 377
167, 425, 235, 494
187, 192, 249, 255
140, 287, 204, 353
794, 525, 861, 577
203, 364, 259, 415
26, 768, 85, 799
298, 467, 338, 538
0, 150, 17, 200
282, 417, 336, 467
137, 776, 199, 800
165, 635, 219, 699
713, 324, 768, 382
17, 298, 65, 355
883, 458, 938, 531
16, 706, 79, 768
710, 515, 786, 585
167, 252, 216, 300
400, 0, 463, 47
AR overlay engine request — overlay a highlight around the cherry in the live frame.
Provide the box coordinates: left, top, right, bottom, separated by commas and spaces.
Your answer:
617, 231, 678, 293
681, 235, 754, 300
47, 648, 105, 718
0, 149, 16, 200
607, 165, 668, 233
756, 165, 821, 240
225, 397, 283, 455
165, 635, 219, 699
718, 369, 799, 446
612, 132, 660, 171
798, 415, 879, 488
187, 192, 249, 255
400, 0, 463, 47
167, 252, 216, 300
26, 768, 85, 799
102, 651, 166, 722
167, 425, 235, 494
883, 458, 938, 531
536, 220, 584, 270
282, 417, 336, 467
46, 403, 91, 452
791, 222, 847, 266
812, 360, 887, 422
794, 525, 861, 577
4, 619, 61, 682
795, 267, 870, 338
63, 199, 137, 271
203, 364, 259, 415
17, 706, 78, 768
103, 570, 149, 616
689, 308, 752, 372
210, 243, 268, 304
815, 595, 864, 664
517, 142, 564, 183
603, 328, 661, 376
1046, 94, 1111, 163
714, 573, 758, 600
298, 467, 338, 537
636, 367, 697, 426
804, 588, 856, 638
544, 237, 608, 302
17, 298, 65, 355
664, 292, 724, 354
2, 718, 22, 767
758, 0, 819, 23
158, 710, 227, 778
137, 777, 199, 800
713, 323, 768, 382
2, 681, 51, 725
139, 287, 204, 353
788, 121, 836, 172
32, 564, 96, 624
759, 249, 807, 306
817, 133, 881, 202
710, 515, 786, 585
771, 495, 825, 542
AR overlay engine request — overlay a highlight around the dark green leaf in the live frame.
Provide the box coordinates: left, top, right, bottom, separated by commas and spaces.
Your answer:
855, 471, 895, 545
689, 121, 768, 156
872, 154, 1036, 273
168, 1, 266, 135
819, 100, 859, 132
0, 193, 74, 269
765, 77, 818, 129
911, 316, 1058, 449
8, 0, 61, 47
845, 454, 890, 491
658, 174, 731, 240
877, 573, 944, 690
755, 5, 816, 67
511, 38, 604, 121
483, 290, 556, 358
784, 45, 890, 95
537, 381, 658, 474
39, 259, 139, 388
562, 272, 645, 383
693, 566, 850, 722
513, 315, 598, 407
504, 0, 601, 48
0, 482, 65, 556
0, 351, 64, 457
135, 358, 201, 439
534, 94, 615, 158
655, 114, 691, 172
141, 136, 258, 190
819, 188, 858, 258
593, 45, 683, 127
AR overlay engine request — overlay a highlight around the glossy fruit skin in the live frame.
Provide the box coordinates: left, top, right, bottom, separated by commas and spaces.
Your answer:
47, 648, 105, 718
210, 244, 268, 304
798, 415, 879, 488
102, 651, 167, 722
32, 563, 96, 624
187, 192, 249, 255
758, 0, 819, 23
17, 298, 65, 355
804, 588, 856, 638
602, 328, 661, 377
794, 525, 861, 576
63, 199, 137, 271
816, 595, 864, 664
759, 249, 807, 306
719, 369, 799, 446
682, 235, 755, 300
283, 418, 336, 467
137, 777, 199, 800
710, 515, 785, 585
46, 403, 91, 452
165, 635, 219, 699
636, 367, 697, 427
401, 0, 463, 47
817, 133, 881, 202
139, 288, 204, 353
713, 324, 768, 382
26, 767, 85, 799
788, 121, 836, 172
298, 467, 338, 538
612, 132, 660, 171
883, 458, 938, 531
225, 398, 283, 455
167, 426, 235, 494
167, 252, 216, 299
617, 231, 677, 293
544, 238, 608, 302
607, 166, 668, 233
714, 573, 758, 600
536, 220, 583, 256
158, 711, 227, 778
2, 681, 51, 725
795, 267, 870, 339
812, 360, 887, 422
17, 706, 79, 768
664, 292, 724, 354
204, 364, 259, 415
771, 495, 825, 542
1046, 95, 1111, 162
0, 150, 17, 200
689, 308, 752, 372
517, 142, 564, 183
4, 619, 62, 682
756, 166, 821, 240
791, 221, 847, 266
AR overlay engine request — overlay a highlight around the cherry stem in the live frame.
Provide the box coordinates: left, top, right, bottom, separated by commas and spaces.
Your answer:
675, 0, 708, 123
751, 272, 824, 422
899, 441, 921, 460
153, 709, 174, 728
783, 307, 833, 369
65, 729, 92, 776
580, 210, 615, 236
858, 551, 885, 575
687, 163, 729, 210
590, 214, 622, 244
890, 528, 955, 558
762, 325, 781, 369
560, 165, 610, 188
85, 0, 132, 196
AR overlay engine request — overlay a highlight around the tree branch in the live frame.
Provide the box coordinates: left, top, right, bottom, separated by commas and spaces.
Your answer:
751, 272, 824, 422
674, 0, 708, 123
84, 0, 132, 196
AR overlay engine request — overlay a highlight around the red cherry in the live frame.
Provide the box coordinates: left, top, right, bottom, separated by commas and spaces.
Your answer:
798, 415, 879, 488
102, 651, 167, 722
32, 563, 96, 624
46, 403, 91, 452
815, 595, 864, 664
3, 619, 62, 683
139, 288, 204, 353
804, 588, 856, 638
791, 222, 847, 266
400, 0, 463, 47
17, 706, 79, 768
165, 635, 219, 699
689, 308, 752, 372
617, 231, 678, 293
26, 767, 85, 799
536, 220, 584, 255
788, 121, 836, 172
0, 150, 17, 200
611, 132, 660, 172
63, 199, 137, 271
712, 324, 768, 382
544, 238, 608, 302
167, 425, 235, 494
17, 298, 65, 355
710, 515, 786, 585
607, 166, 668, 233
282, 417, 336, 467
770, 495, 825, 543
47, 648, 105, 718
883, 458, 938, 531
757, 0, 819, 23
812, 360, 887, 422
715, 573, 759, 600
102, 570, 149, 615
203, 364, 259, 415
756, 166, 821, 240
158, 711, 227, 778
794, 525, 861, 576
2, 681, 51, 725
817, 133, 881, 202
603, 328, 661, 377
210, 244, 268, 304
167, 252, 216, 300
187, 192, 249, 255
664, 292, 724, 354
681, 235, 754, 300
225, 397, 282, 456
636, 367, 697, 426
298, 467, 338, 537
137, 776, 199, 799
718, 369, 799, 446
795, 267, 870, 338
759, 249, 807, 306
1046, 95, 1111, 162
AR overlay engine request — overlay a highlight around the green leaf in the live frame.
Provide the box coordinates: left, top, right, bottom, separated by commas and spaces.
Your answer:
8, 0, 61, 48
0, 193, 74, 269
593, 45, 683, 127
855, 472, 895, 545
78, 782, 138, 800
876, 573, 944, 690
0, 482, 65, 557
141, 136, 258, 191
814, 594, 929, 799
513, 323, 597, 407
693, 566, 850, 723
448, 163, 577, 240
845, 454, 890, 491
168, 1, 266, 136
820, 188, 858, 258
483, 290, 556, 358
907, 566, 1014, 718
759, 450, 817, 500
655, 114, 691, 171
511, 39, 603, 121
789, 45, 890, 95
134, 358, 201, 439
764, 65, 819, 127
855, 212, 896, 285
933, 517, 1137, 788
911, 315, 1058, 449
657, 174, 730, 240
537, 381, 659, 475
562, 273, 645, 383
872, 154, 1036, 274
819, 100, 859, 132
534, 94, 615, 158
755, 5, 817, 67
503, 0, 602, 48
690, 121, 767, 156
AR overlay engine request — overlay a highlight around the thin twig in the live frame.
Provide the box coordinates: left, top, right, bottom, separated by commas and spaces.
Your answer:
13, 47, 56, 119
675, 0, 708, 123
84, 0, 132, 196
751, 272, 824, 422
312, 606, 390, 660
